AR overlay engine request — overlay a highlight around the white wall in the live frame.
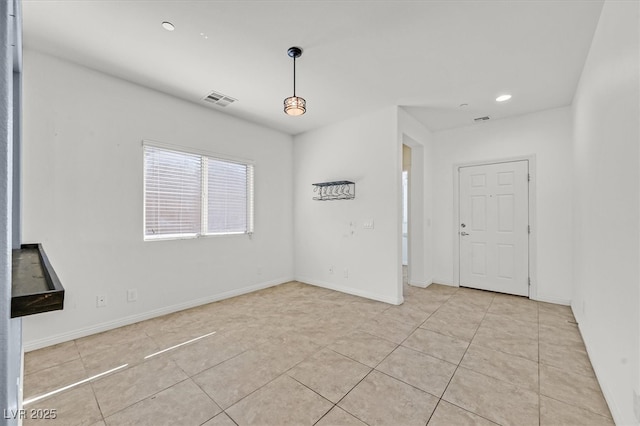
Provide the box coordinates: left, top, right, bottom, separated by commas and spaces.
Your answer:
398, 108, 434, 288
571, 1, 640, 424
432, 107, 574, 304
293, 106, 402, 304
22, 50, 294, 350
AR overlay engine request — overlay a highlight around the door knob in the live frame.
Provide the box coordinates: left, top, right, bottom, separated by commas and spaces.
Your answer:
460, 232, 469, 236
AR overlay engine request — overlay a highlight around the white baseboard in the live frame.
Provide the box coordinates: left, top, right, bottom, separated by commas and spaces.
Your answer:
24, 277, 293, 352
573, 313, 625, 426
430, 280, 570, 305
408, 278, 432, 288
296, 276, 402, 305
531, 294, 571, 306
432, 278, 456, 287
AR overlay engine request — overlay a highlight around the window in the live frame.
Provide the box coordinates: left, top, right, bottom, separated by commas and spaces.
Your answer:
144, 144, 254, 240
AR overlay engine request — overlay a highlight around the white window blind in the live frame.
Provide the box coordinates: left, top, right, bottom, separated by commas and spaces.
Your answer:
144, 144, 254, 240
206, 159, 253, 234
144, 146, 202, 238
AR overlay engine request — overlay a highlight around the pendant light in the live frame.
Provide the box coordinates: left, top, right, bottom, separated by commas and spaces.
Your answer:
284, 47, 306, 116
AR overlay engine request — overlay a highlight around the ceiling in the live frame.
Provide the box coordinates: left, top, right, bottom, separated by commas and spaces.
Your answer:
21, 0, 604, 135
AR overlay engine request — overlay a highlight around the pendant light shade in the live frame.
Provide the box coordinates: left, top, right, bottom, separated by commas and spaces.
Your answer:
284, 96, 306, 116
284, 47, 306, 116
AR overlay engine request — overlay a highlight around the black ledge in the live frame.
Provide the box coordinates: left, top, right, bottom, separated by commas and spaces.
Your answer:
11, 243, 65, 318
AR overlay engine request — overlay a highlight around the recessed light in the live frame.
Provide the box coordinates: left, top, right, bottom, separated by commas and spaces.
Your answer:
459, 103, 469, 108
162, 21, 175, 31
496, 94, 512, 102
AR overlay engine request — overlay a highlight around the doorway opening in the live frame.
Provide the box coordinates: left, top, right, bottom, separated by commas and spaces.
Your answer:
399, 134, 426, 301
402, 146, 410, 287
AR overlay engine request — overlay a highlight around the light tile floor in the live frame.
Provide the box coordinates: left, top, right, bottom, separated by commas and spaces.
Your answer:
23, 279, 613, 426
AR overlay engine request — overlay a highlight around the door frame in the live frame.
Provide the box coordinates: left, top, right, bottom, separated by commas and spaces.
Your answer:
452, 155, 538, 299
399, 134, 427, 294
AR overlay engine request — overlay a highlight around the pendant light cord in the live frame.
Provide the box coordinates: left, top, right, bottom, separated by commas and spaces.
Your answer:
284, 47, 305, 116
293, 56, 296, 97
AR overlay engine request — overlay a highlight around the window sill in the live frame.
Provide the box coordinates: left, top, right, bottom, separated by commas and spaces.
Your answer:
144, 232, 250, 242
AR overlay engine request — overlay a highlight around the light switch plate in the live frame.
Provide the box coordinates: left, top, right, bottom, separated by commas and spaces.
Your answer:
634, 388, 640, 422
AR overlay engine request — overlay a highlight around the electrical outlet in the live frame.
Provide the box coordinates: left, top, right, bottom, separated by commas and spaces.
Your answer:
96, 295, 107, 308
256, 266, 262, 276
127, 289, 138, 302
634, 389, 640, 422
343, 268, 349, 278
329, 266, 334, 274
582, 300, 587, 315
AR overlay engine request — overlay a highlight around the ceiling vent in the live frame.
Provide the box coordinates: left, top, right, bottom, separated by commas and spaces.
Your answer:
473, 116, 491, 122
202, 90, 237, 107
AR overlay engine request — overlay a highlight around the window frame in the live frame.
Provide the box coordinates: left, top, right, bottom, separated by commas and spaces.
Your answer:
142, 140, 254, 241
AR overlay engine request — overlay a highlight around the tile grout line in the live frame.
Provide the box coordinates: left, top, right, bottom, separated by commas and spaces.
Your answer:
539, 393, 615, 421
219, 409, 240, 426
84, 342, 204, 419
76, 339, 103, 425
371, 368, 447, 401
311, 322, 414, 425
281, 339, 369, 412
282, 375, 340, 425
326, 368, 376, 425
24, 282, 608, 426
332, 286, 483, 425
88, 380, 106, 425
421, 302, 463, 426
390, 286, 465, 426
536, 303, 611, 420
99, 376, 193, 421
87, 326, 256, 421
188, 376, 230, 422
215, 337, 337, 419
538, 302, 542, 426
435, 399, 500, 426
425, 291, 495, 425
22, 356, 85, 388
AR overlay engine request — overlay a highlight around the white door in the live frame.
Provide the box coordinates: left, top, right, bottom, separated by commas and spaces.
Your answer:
459, 161, 529, 296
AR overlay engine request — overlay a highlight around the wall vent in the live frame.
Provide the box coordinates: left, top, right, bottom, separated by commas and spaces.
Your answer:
202, 90, 237, 107
473, 116, 491, 122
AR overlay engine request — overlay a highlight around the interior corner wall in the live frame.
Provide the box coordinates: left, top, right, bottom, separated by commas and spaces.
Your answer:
1, 1, 23, 423
21, 50, 294, 350
293, 106, 402, 304
571, 0, 640, 424
431, 107, 574, 304
398, 108, 434, 288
